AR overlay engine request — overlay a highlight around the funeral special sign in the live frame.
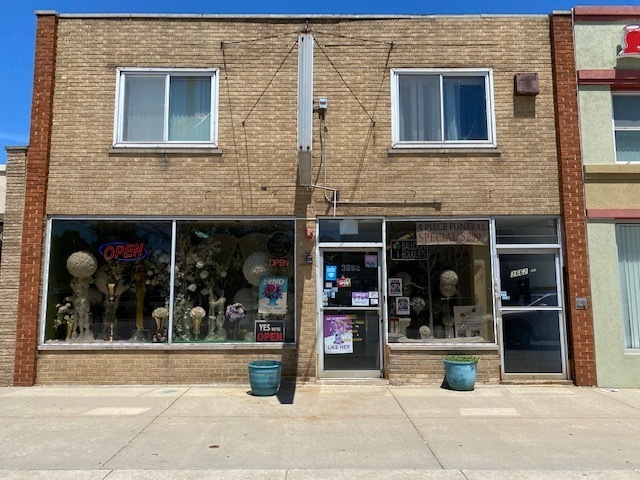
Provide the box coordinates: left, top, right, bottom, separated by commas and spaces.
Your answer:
416, 221, 489, 246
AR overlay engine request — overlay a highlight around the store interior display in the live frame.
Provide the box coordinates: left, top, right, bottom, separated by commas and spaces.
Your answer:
45, 219, 295, 344
63, 251, 98, 341
386, 221, 494, 343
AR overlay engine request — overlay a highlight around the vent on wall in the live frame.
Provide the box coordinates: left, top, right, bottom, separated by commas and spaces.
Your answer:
514, 73, 539, 96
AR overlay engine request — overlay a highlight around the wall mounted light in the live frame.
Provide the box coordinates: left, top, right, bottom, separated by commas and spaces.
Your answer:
305, 228, 314, 239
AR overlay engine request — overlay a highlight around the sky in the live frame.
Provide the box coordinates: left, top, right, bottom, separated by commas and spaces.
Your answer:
0, 0, 632, 164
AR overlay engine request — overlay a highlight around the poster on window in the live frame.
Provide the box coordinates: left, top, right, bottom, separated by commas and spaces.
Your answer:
324, 314, 354, 354
388, 278, 402, 296
364, 254, 378, 268
396, 296, 410, 315
258, 276, 288, 314
453, 306, 485, 338
352, 292, 369, 306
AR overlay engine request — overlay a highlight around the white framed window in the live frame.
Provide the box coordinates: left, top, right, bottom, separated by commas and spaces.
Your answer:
391, 68, 496, 148
114, 68, 219, 147
613, 93, 640, 162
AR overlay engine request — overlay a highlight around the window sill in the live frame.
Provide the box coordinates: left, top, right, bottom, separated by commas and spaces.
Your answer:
388, 147, 501, 157
39, 341, 295, 351
109, 146, 223, 157
388, 342, 499, 352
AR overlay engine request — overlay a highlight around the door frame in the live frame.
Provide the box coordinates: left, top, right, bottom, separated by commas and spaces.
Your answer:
495, 247, 568, 380
316, 246, 386, 379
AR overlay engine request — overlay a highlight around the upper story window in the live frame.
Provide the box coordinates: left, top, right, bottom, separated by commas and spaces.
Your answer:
613, 93, 640, 162
114, 68, 219, 147
391, 69, 495, 148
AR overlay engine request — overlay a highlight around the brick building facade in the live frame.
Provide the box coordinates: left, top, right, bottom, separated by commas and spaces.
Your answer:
0, 11, 596, 386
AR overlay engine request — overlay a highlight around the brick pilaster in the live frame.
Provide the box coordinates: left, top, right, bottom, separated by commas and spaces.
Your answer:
550, 12, 596, 386
0, 147, 27, 386
13, 12, 57, 386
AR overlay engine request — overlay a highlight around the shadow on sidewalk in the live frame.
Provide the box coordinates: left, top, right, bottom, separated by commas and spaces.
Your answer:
276, 382, 296, 404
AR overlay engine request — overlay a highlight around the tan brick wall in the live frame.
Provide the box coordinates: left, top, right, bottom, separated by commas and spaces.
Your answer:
388, 350, 500, 385
28, 14, 561, 385
47, 16, 559, 218
36, 349, 301, 385
0, 148, 27, 386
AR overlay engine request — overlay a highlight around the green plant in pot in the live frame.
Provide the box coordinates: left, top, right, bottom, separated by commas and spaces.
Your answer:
443, 354, 479, 391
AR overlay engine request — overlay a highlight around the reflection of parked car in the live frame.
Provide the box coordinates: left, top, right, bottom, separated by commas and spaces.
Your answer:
526, 292, 557, 307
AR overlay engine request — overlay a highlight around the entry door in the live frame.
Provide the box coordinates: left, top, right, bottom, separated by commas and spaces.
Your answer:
497, 251, 567, 378
319, 249, 383, 378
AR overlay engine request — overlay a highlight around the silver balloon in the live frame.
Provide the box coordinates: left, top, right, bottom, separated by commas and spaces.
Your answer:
439, 270, 458, 286
440, 284, 457, 298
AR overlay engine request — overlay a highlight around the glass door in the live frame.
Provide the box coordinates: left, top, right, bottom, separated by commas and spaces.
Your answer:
319, 249, 383, 378
497, 251, 566, 378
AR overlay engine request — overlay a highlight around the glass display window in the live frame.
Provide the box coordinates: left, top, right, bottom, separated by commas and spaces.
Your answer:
173, 220, 295, 343
386, 220, 495, 343
43, 218, 295, 345
44, 219, 172, 343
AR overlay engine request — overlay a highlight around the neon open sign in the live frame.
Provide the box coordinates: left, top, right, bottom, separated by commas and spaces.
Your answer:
99, 241, 148, 262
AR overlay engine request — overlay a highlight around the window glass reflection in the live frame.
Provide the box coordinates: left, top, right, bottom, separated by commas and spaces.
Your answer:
502, 310, 562, 373
499, 254, 558, 307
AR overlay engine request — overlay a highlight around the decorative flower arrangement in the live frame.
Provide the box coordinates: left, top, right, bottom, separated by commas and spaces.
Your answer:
152, 306, 169, 330
410, 296, 426, 313
172, 293, 194, 340
143, 250, 172, 294
262, 283, 282, 301
189, 306, 206, 339
225, 303, 246, 322
152, 328, 167, 343
173, 233, 227, 338
54, 297, 74, 327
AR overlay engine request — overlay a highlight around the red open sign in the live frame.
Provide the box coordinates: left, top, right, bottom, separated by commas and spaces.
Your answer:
99, 241, 147, 262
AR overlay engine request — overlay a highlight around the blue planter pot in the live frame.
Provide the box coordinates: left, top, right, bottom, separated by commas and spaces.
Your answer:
444, 359, 477, 391
248, 360, 282, 396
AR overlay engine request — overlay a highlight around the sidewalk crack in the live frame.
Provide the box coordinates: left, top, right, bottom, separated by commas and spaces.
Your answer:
387, 387, 446, 470
100, 387, 190, 469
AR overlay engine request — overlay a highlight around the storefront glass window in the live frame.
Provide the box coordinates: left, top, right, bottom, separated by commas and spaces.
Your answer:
173, 220, 295, 343
318, 218, 382, 243
44, 218, 295, 345
44, 219, 172, 343
386, 220, 494, 343
495, 217, 558, 245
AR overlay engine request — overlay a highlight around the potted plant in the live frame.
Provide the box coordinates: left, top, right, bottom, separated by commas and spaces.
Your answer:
443, 354, 479, 391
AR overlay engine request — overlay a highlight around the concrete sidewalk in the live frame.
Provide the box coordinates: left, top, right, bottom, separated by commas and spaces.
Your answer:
0, 383, 639, 479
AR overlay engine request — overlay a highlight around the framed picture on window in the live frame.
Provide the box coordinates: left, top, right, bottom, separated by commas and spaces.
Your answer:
388, 278, 402, 296
396, 296, 410, 315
